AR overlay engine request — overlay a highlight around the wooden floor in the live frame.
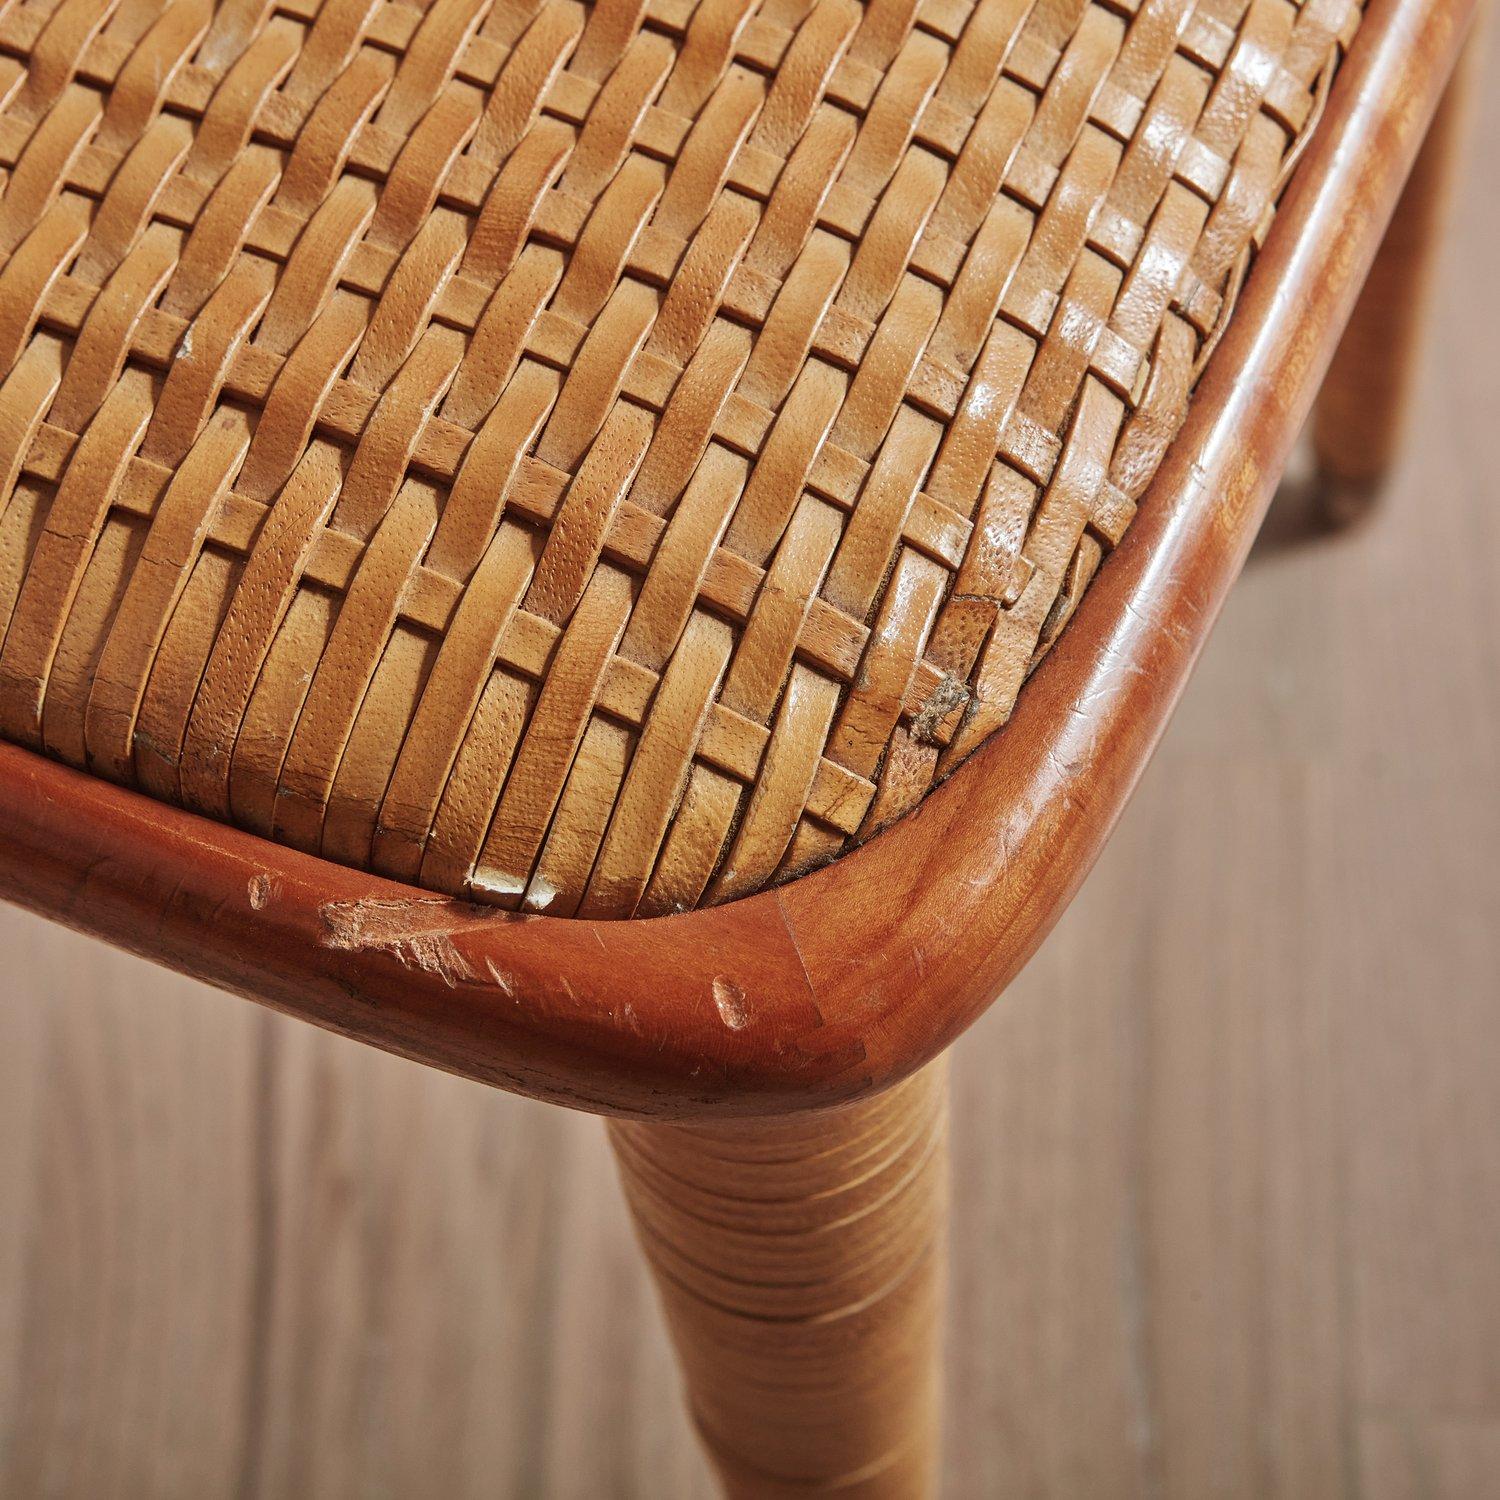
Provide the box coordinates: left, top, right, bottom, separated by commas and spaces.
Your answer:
3, 38, 1499, 1500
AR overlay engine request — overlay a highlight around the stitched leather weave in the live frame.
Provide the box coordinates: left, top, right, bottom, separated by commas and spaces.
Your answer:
0, 0, 1361, 916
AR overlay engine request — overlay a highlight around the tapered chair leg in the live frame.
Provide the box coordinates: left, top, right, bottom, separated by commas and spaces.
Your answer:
607, 1061, 949, 1498
1312, 28, 1480, 521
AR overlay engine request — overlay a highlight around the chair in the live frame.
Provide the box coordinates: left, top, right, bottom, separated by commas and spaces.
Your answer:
0, 0, 1480, 1491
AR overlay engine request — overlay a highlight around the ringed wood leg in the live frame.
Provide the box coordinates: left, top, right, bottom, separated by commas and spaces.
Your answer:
607, 1061, 949, 1498
1312, 26, 1482, 520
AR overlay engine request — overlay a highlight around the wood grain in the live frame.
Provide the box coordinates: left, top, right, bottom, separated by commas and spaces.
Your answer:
1, 21, 1497, 1493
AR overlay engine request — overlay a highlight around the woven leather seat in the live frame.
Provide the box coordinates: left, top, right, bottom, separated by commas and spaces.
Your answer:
0, 0, 1359, 919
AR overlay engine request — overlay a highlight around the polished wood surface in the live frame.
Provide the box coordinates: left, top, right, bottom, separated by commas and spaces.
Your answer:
0, 0, 1477, 1121
4, 108, 1498, 1487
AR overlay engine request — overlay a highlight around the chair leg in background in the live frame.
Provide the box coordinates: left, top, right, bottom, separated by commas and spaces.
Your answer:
1312, 28, 1481, 523
607, 1061, 949, 1499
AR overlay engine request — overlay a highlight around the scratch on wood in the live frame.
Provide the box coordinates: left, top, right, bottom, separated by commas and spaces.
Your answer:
319, 897, 480, 988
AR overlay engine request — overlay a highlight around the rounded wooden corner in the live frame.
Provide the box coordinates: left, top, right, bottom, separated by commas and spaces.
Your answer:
0, 0, 1477, 1119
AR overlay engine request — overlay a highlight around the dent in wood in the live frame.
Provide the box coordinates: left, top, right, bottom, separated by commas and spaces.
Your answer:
711, 976, 750, 1029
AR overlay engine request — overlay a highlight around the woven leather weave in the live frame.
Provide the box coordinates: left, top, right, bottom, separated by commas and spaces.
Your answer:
0, 0, 1360, 917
